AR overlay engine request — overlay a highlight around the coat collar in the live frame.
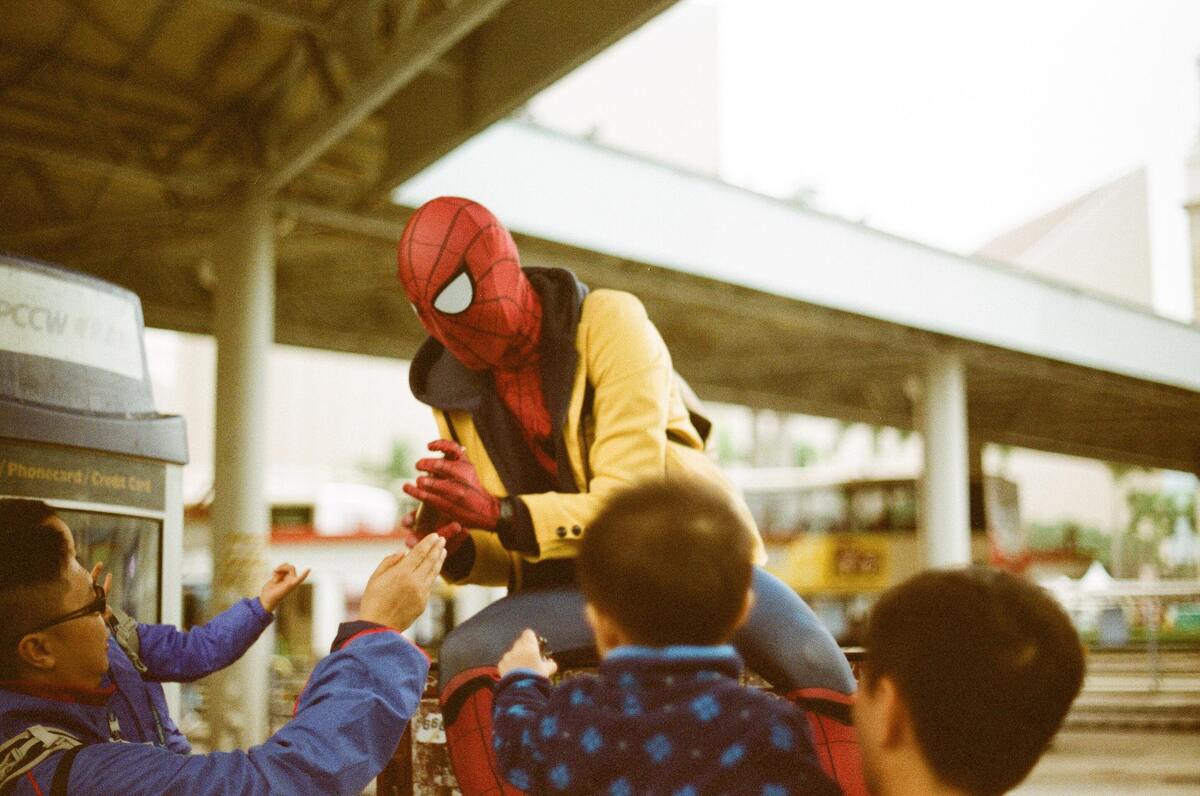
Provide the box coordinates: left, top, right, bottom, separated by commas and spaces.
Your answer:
0, 679, 114, 745
0, 680, 115, 706
600, 644, 743, 681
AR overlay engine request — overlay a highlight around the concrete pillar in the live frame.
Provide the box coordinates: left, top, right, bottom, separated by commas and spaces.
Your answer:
919, 349, 971, 568
1187, 55, 1200, 324
209, 197, 275, 749
1188, 147, 1200, 324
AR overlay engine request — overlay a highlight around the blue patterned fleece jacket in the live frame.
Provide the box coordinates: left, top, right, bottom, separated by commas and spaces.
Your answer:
492, 645, 841, 796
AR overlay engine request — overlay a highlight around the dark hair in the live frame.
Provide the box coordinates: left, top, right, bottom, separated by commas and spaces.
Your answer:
862, 567, 1085, 796
577, 479, 755, 646
0, 499, 73, 676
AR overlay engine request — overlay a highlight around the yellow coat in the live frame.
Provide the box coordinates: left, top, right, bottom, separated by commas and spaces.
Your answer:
430, 288, 765, 587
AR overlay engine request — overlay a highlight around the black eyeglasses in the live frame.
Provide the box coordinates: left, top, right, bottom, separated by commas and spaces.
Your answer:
22, 583, 107, 636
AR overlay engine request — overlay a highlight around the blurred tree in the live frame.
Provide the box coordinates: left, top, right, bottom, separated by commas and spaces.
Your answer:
1124, 489, 1196, 577
715, 426, 743, 467
359, 439, 414, 489
791, 439, 818, 467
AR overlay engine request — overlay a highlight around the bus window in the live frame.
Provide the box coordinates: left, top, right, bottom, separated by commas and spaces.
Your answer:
847, 482, 917, 533
888, 483, 917, 531
849, 484, 889, 532
800, 487, 848, 533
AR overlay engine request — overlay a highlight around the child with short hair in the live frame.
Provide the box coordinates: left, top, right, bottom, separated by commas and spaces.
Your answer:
492, 480, 839, 795
854, 567, 1085, 795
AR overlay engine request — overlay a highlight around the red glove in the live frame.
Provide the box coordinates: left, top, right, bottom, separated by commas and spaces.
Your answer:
403, 440, 501, 531
399, 507, 469, 556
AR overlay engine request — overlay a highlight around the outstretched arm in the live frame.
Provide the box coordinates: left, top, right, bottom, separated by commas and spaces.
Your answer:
21, 537, 447, 796
134, 597, 274, 682
99, 562, 307, 682
22, 630, 429, 796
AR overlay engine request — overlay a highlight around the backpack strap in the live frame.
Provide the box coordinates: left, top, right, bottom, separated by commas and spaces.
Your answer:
48, 746, 81, 796
106, 605, 148, 675
0, 726, 82, 793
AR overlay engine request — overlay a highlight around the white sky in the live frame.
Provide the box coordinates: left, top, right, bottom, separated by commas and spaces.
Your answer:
710, 0, 1200, 320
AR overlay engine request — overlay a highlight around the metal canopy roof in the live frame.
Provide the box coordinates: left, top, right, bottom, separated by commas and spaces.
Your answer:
1, 1, 1197, 477
0, 0, 676, 251
390, 122, 1200, 475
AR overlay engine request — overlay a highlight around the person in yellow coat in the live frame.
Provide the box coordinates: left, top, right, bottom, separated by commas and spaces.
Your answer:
399, 197, 861, 795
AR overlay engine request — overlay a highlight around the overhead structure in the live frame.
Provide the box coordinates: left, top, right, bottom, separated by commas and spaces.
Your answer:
0, 0, 679, 261
0, 0, 683, 750
3, 3, 1198, 591
389, 122, 1200, 477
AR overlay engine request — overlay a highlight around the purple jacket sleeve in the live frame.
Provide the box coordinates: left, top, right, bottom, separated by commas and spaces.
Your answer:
17, 628, 429, 796
136, 597, 273, 682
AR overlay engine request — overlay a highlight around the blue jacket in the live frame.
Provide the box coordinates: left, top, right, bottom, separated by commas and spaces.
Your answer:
492, 645, 840, 796
107, 597, 274, 752
0, 624, 428, 795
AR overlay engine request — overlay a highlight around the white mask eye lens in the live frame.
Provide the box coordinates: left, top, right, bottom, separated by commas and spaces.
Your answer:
410, 303, 420, 317
433, 271, 474, 315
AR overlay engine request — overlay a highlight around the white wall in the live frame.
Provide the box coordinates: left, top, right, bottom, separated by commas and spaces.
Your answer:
145, 330, 439, 505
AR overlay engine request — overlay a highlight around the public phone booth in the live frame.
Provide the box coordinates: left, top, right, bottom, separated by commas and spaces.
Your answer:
0, 253, 187, 704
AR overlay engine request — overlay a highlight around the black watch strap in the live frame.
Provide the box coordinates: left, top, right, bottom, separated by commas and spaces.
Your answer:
494, 496, 539, 556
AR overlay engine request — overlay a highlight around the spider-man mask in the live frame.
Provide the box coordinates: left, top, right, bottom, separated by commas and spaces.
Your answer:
397, 197, 542, 371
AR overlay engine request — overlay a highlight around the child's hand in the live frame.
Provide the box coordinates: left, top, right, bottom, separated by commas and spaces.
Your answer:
259, 563, 311, 613
499, 629, 557, 679
90, 563, 113, 622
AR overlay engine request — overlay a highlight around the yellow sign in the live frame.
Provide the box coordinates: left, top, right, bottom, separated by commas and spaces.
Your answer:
785, 534, 892, 594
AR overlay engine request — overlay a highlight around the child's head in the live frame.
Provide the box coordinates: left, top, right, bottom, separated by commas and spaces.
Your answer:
577, 479, 756, 650
0, 499, 110, 686
855, 567, 1084, 796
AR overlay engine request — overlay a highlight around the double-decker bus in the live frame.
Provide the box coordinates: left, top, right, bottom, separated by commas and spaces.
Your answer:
727, 466, 1023, 638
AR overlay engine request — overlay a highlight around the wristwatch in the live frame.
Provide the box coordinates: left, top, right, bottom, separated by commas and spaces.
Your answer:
496, 495, 516, 534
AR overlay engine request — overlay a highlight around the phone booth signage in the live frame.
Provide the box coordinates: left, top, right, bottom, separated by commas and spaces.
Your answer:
0, 253, 186, 637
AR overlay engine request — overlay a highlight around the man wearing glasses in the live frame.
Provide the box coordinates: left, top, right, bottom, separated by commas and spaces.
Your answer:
1, 499, 302, 754
0, 498, 445, 794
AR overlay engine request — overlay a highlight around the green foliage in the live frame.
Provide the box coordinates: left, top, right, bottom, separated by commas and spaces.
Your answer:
1119, 489, 1197, 577
1026, 521, 1111, 566
715, 427, 744, 467
791, 440, 818, 467
359, 439, 414, 487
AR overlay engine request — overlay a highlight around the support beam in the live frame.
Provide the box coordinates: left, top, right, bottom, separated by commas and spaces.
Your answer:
919, 349, 972, 568
195, 0, 340, 39
257, 0, 510, 196
208, 197, 275, 749
280, 199, 409, 239
0, 137, 245, 192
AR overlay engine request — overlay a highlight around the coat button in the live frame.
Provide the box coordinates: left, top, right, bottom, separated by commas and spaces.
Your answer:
570, 525, 582, 536
556, 527, 567, 537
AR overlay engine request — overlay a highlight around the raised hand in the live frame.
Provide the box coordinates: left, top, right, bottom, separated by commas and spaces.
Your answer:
403, 439, 501, 531
90, 562, 113, 622
259, 563, 312, 613
498, 628, 557, 679
359, 534, 447, 630
402, 505, 470, 556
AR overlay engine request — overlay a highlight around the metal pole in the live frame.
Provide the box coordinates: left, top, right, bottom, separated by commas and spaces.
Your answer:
920, 349, 971, 568
208, 196, 275, 749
